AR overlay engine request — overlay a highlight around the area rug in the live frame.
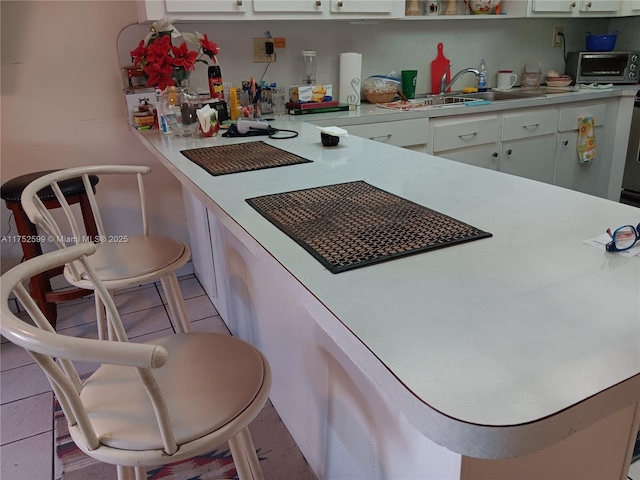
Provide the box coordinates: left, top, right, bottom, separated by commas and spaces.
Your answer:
54, 398, 315, 480
246, 180, 492, 273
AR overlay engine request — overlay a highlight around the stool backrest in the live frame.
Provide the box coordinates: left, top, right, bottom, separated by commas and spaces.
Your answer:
20, 165, 151, 282
0, 243, 178, 454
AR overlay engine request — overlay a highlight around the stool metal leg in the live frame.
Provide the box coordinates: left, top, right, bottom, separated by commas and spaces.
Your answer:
160, 274, 191, 333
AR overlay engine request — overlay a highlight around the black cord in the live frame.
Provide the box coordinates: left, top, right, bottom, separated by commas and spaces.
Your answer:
259, 56, 272, 83
558, 32, 568, 64
268, 127, 298, 139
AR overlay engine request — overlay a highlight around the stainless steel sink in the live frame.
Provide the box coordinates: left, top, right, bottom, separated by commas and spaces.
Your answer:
412, 95, 479, 106
453, 87, 575, 102
458, 90, 537, 101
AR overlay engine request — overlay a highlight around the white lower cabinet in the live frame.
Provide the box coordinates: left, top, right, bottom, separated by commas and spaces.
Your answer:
436, 144, 499, 170
554, 102, 608, 196
428, 102, 612, 196
499, 136, 557, 183
335, 118, 430, 152
555, 129, 606, 195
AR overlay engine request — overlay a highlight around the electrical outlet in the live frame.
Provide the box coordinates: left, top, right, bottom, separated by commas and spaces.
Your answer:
552, 27, 564, 48
253, 38, 275, 63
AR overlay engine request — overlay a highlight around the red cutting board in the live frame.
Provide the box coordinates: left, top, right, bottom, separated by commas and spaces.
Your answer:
431, 43, 450, 94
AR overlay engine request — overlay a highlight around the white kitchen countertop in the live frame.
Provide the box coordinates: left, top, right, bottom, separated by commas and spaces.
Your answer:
299, 85, 638, 126
135, 112, 639, 459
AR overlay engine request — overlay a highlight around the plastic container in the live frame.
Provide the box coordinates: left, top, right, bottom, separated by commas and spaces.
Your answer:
585, 31, 617, 52
477, 59, 488, 92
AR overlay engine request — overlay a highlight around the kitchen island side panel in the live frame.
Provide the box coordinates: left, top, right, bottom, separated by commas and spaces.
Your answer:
200, 192, 463, 479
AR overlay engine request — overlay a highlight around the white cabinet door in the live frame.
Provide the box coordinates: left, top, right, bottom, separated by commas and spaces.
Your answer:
555, 128, 608, 196
181, 188, 217, 303
499, 136, 557, 184
579, 0, 621, 11
164, 0, 247, 13
330, 0, 396, 13
253, 0, 325, 12
530, 0, 576, 13
438, 144, 500, 170
621, 0, 640, 14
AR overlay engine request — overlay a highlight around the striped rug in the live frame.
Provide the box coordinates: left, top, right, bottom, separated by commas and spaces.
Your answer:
54, 398, 315, 480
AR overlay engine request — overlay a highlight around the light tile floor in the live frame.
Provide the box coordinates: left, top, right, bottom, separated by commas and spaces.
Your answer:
0, 275, 229, 480
2, 275, 639, 480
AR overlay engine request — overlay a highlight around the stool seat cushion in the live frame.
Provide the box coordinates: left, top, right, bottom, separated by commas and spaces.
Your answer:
68, 235, 187, 284
1, 170, 99, 202
79, 332, 266, 450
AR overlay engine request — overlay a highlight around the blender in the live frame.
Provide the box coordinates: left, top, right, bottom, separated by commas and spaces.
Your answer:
302, 50, 317, 85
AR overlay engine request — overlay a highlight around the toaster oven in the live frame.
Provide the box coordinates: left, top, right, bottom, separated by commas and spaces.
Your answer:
566, 51, 639, 84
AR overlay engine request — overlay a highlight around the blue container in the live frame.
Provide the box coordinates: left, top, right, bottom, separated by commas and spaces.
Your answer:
586, 31, 617, 52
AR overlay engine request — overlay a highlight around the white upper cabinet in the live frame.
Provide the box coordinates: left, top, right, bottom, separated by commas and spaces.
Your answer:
253, 0, 324, 12
137, 0, 403, 20
164, 0, 247, 13
529, 0, 621, 15
330, 0, 396, 13
620, 0, 640, 15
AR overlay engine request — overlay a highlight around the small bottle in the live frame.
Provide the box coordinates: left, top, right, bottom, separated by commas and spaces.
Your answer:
208, 59, 224, 101
478, 58, 488, 92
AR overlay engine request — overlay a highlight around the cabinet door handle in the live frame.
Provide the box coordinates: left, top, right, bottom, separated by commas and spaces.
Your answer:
458, 132, 478, 139
522, 123, 540, 129
492, 152, 499, 157
506, 149, 513, 155
370, 134, 391, 141
563, 140, 569, 146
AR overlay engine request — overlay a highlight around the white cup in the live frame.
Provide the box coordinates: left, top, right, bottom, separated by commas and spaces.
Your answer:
497, 70, 518, 90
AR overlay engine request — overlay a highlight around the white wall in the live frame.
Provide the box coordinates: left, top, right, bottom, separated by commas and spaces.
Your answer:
117, 16, 616, 96
1, 1, 629, 275
0, 1, 189, 274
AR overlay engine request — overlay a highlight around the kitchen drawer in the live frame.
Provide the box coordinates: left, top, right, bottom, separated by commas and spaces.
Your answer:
558, 103, 606, 132
501, 109, 559, 141
343, 119, 429, 147
432, 116, 500, 153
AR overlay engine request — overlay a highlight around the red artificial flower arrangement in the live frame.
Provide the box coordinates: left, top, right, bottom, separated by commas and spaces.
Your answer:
130, 19, 219, 90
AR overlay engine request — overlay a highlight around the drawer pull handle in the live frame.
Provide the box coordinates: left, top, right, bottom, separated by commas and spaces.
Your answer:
316, 0, 321, 5
337, 0, 343, 6
570, 1, 576, 6
506, 149, 513, 155
492, 152, 499, 158
586, 1, 591, 6
458, 132, 478, 139
370, 134, 391, 141
522, 123, 540, 129
236, 0, 243, 5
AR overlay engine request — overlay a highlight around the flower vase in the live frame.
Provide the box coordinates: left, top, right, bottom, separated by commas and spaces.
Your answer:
161, 73, 201, 136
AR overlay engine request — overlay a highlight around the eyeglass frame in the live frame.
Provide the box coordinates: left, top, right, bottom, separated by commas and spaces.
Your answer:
605, 223, 640, 252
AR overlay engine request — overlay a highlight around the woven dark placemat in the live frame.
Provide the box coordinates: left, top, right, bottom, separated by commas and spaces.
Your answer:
246, 180, 492, 273
181, 141, 312, 176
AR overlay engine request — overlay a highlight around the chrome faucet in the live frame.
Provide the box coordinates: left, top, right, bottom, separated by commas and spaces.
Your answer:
440, 64, 481, 93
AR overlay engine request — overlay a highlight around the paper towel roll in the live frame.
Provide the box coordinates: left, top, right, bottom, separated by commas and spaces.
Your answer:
339, 53, 362, 106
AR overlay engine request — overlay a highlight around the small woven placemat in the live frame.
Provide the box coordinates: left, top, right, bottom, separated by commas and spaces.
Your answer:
246, 181, 492, 273
181, 141, 312, 176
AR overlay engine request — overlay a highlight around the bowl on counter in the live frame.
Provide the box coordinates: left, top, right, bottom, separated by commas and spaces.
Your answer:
586, 31, 617, 52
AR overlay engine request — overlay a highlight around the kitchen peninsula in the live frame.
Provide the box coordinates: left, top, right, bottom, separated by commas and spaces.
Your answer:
136, 120, 639, 480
